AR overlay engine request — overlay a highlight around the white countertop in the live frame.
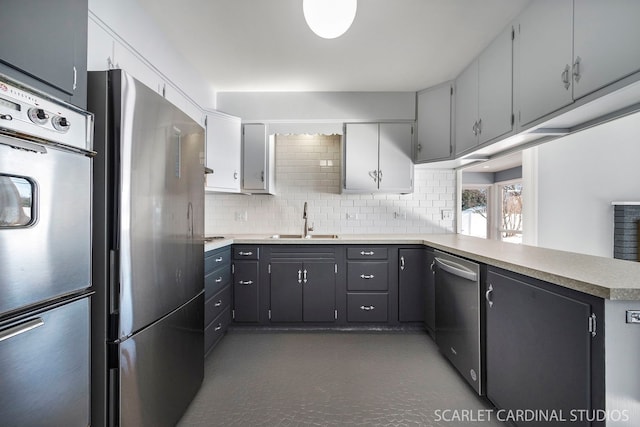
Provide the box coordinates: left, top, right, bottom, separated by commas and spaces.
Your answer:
205, 233, 640, 300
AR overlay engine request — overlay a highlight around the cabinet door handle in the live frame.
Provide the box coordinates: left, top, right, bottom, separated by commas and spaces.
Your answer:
359, 305, 375, 311
303, 269, 308, 283
233, 171, 239, 180
400, 256, 405, 271
238, 251, 253, 256
486, 283, 494, 308
215, 257, 223, 262
472, 121, 477, 136
561, 64, 571, 90
430, 260, 436, 272
360, 274, 375, 279
239, 280, 253, 285
477, 119, 482, 135
72, 66, 78, 90
214, 300, 223, 307
360, 251, 375, 256
261, 170, 265, 182
215, 277, 223, 283
298, 269, 302, 284
369, 170, 378, 183
572, 56, 582, 83
378, 169, 383, 183
214, 323, 223, 331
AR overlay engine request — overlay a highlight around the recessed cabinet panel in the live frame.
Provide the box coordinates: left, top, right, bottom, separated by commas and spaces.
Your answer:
478, 25, 513, 144
454, 60, 479, 156
344, 123, 379, 192
205, 112, 242, 192
242, 123, 268, 191
486, 269, 592, 425
516, 0, 573, 127
378, 123, 414, 191
415, 84, 452, 163
573, 0, 640, 100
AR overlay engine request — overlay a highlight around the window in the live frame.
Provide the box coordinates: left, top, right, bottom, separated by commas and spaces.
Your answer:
498, 181, 522, 243
0, 175, 35, 227
460, 180, 523, 244
461, 187, 489, 238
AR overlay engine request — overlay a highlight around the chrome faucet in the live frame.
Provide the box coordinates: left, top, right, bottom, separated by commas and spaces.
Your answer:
303, 201, 313, 238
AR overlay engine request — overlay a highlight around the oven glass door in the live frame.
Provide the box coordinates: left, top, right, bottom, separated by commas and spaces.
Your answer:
0, 135, 91, 317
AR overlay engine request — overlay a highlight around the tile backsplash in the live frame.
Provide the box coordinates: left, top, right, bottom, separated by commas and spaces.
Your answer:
205, 134, 456, 235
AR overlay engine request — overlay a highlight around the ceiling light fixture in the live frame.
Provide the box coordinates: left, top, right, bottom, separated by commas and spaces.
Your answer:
303, 0, 357, 39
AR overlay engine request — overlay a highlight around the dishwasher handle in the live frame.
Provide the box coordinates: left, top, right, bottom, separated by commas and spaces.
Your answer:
434, 257, 478, 282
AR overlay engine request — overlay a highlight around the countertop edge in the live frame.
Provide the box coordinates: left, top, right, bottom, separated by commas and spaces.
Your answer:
204, 234, 640, 300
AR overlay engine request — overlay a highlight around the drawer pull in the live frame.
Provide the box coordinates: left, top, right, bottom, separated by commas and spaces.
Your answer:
360, 274, 375, 279
214, 300, 223, 307
360, 251, 375, 256
238, 251, 253, 256
214, 323, 223, 331
215, 257, 223, 262
0, 318, 44, 342
239, 280, 253, 285
359, 305, 375, 311
215, 277, 223, 283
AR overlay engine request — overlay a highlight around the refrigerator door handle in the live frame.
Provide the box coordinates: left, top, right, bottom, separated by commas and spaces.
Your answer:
0, 318, 44, 342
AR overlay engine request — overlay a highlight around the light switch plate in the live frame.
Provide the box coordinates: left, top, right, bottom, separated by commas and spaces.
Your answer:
626, 310, 640, 323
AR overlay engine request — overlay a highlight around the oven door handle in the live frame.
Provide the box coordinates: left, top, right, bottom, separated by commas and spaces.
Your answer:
0, 138, 47, 154
0, 318, 45, 342
434, 257, 478, 282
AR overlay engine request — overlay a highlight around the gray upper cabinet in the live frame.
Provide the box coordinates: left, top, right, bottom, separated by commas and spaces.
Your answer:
242, 123, 275, 194
516, 0, 640, 128
572, 0, 640, 100
455, 25, 513, 156
344, 123, 413, 193
415, 83, 453, 163
516, 0, 574, 127
0, 0, 88, 108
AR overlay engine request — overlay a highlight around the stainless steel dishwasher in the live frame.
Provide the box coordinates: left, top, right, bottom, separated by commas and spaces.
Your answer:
434, 250, 483, 395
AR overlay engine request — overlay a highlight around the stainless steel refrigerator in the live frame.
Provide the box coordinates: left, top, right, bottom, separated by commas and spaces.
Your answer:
88, 70, 205, 427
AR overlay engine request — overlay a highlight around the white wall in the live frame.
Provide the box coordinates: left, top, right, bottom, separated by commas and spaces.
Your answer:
87, 0, 215, 109
216, 92, 416, 123
205, 134, 455, 235
536, 111, 640, 257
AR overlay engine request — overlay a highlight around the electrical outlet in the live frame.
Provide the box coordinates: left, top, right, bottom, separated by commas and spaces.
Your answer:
394, 211, 407, 220
235, 211, 248, 221
441, 209, 453, 220
346, 213, 358, 220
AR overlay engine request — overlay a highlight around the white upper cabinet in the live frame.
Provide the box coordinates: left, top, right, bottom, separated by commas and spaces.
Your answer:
242, 123, 275, 194
205, 111, 242, 193
572, 0, 640, 99
516, 0, 573, 127
415, 83, 453, 163
344, 123, 413, 193
455, 25, 513, 156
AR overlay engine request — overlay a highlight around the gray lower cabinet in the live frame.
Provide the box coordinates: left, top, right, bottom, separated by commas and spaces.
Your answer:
270, 260, 336, 323
0, 0, 88, 108
485, 267, 604, 427
346, 246, 394, 323
398, 248, 425, 322
232, 246, 260, 323
204, 246, 232, 355
424, 249, 436, 335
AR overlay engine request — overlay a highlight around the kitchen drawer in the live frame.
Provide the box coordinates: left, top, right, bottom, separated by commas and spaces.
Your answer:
233, 246, 259, 260
205, 247, 231, 274
347, 247, 388, 260
205, 265, 231, 298
205, 285, 231, 326
347, 293, 388, 322
347, 261, 388, 291
205, 307, 231, 356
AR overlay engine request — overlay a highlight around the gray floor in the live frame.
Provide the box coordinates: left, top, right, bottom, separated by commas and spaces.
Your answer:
178, 331, 504, 427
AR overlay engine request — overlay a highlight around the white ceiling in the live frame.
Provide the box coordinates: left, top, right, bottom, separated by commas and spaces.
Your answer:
137, 0, 530, 93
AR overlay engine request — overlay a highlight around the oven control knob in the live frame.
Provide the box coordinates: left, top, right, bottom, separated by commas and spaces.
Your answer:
52, 115, 71, 132
28, 108, 49, 125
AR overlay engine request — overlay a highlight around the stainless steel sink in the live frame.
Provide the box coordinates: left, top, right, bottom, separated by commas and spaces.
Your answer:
270, 234, 339, 239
